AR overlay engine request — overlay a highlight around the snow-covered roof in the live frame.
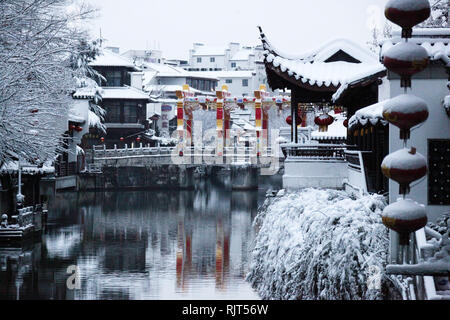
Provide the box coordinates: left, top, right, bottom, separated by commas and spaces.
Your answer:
142, 63, 219, 86
73, 87, 97, 99
68, 99, 89, 123
381, 28, 450, 59
189, 70, 255, 79
259, 27, 386, 92
348, 100, 389, 130
89, 49, 138, 69
88, 110, 106, 133
101, 86, 150, 100
311, 112, 347, 140
146, 84, 203, 94
231, 49, 254, 61
192, 45, 228, 56
0, 160, 54, 175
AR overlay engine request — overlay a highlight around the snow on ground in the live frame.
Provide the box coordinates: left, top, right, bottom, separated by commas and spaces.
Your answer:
246, 188, 403, 300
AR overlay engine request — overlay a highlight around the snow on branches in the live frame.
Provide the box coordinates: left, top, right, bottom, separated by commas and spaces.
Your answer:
247, 188, 403, 300
0, 0, 97, 166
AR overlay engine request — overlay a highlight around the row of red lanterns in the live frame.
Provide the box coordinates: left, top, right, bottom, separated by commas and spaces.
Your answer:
69, 124, 83, 132
380, 0, 431, 245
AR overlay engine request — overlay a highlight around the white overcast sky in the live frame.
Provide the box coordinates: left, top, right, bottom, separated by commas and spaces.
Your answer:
85, 0, 392, 59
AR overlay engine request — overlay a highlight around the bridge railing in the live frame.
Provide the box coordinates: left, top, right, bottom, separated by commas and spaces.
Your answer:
93, 144, 278, 164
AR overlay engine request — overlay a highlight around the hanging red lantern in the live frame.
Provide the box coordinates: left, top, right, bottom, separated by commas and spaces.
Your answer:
314, 114, 334, 132
334, 107, 342, 114
381, 147, 427, 195
343, 119, 348, 128
120, 137, 124, 142
74, 126, 83, 132
385, 0, 431, 38
382, 94, 429, 140
383, 42, 429, 88
382, 198, 427, 245
136, 137, 141, 142
100, 137, 105, 143
286, 116, 292, 126
286, 112, 302, 126
69, 124, 76, 130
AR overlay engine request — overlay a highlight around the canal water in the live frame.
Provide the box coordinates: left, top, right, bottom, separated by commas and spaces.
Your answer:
0, 177, 281, 300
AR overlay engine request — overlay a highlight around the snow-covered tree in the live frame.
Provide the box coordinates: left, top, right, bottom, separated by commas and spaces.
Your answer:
419, 0, 449, 28
0, 0, 97, 166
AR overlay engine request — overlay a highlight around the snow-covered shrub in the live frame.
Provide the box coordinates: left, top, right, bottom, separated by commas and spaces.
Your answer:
247, 188, 402, 300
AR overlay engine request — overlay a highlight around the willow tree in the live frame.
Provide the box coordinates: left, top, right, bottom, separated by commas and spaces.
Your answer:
0, 0, 97, 167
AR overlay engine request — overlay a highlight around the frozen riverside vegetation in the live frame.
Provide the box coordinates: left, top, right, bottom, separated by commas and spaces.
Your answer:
246, 188, 404, 300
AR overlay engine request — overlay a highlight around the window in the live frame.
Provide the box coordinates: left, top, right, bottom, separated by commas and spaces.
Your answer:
104, 70, 122, 87
210, 57, 215, 62
124, 102, 138, 123
428, 139, 450, 205
197, 57, 202, 63
242, 79, 248, 87
231, 62, 236, 68
104, 102, 121, 123
226, 79, 232, 84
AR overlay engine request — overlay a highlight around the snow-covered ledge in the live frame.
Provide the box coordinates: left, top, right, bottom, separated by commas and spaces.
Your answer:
283, 157, 347, 190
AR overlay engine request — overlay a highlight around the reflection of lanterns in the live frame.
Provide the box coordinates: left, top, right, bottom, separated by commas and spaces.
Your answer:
385, 0, 431, 38
314, 114, 334, 132
381, 147, 427, 195
382, 198, 427, 245
383, 42, 429, 88
343, 119, 348, 128
382, 94, 429, 140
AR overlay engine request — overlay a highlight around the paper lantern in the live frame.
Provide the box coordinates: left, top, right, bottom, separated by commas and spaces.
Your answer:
381, 147, 427, 195
382, 198, 427, 245
383, 42, 429, 87
314, 114, 334, 132
120, 137, 124, 142
74, 126, 83, 132
100, 137, 105, 143
382, 94, 429, 140
385, 0, 431, 38
136, 137, 141, 142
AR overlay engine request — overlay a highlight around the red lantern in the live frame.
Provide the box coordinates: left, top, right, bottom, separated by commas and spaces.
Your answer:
286, 112, 302, 126
100, 137, 105, 143
382, 198, 427, 245
29, 108, 39, 114
69, 124, 76, 130
120, 137, 124, 142
75, 126, 83, 132
382, 94, 429, 140
314, 114, 334, 132
381, 147, 427, 195
334, 107, 342, 114
179, 150, 183, 157
383, 42, 429, 87
343, 119, 348, 128
385, 0, 431, 38
286, 116, 292, 126
136, 137, 141, 142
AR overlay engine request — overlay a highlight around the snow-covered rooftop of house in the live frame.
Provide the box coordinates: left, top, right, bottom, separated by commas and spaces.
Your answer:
68, 99, 89, 123
146, 84, 203, 94
381, 28, 450, 59
89, 49, 138, 69
88, 110, 105, 132
0, 160, 54, 175
191, 45, 228, 56
101, 86, 149, 100
266, 54, 385, 89
259, 27, 385, 90
189, 70, 255, 79
348, 100, 389, 130
231, 49, 254, 61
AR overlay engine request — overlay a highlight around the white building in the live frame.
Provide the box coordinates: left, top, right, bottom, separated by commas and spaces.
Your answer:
186, 42, 269, 96
121, 49, 163, 65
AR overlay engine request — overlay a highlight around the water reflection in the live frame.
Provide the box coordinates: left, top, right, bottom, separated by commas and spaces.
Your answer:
0, 184, 266, 300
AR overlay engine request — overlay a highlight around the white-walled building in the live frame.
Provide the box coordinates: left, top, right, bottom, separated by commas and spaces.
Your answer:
186, 42, 269, 96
